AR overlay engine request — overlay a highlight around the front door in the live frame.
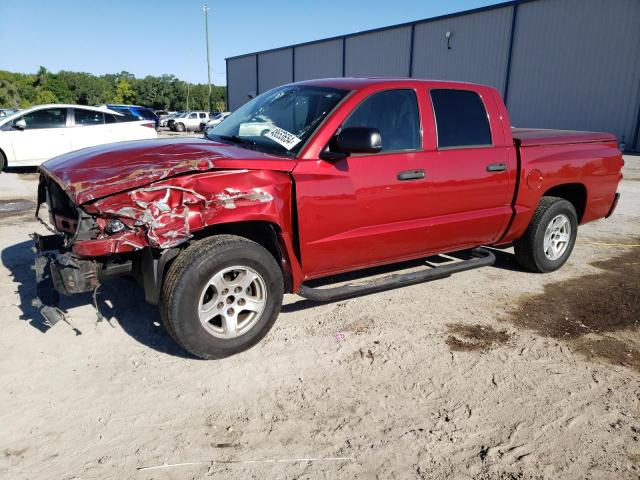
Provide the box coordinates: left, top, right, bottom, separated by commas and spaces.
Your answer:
293, 88, 430, 278
10, 107, 71, 165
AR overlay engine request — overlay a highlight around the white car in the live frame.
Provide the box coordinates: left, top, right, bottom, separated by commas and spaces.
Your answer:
170, 111, 209, 132
0, 104, 157, 168
160, 112, 182, 127
202, 112, 231, 131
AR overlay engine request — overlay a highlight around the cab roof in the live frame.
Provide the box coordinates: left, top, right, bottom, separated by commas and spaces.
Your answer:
290, 77, 488, 91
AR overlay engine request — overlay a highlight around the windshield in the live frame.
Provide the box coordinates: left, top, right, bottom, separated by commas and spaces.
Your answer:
207, 85, 348, 157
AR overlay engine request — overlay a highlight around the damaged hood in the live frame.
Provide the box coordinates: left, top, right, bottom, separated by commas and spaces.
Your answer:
40, 137, 297, 205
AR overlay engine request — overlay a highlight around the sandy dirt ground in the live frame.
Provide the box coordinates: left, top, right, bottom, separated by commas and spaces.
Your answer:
0, 156, 638, 480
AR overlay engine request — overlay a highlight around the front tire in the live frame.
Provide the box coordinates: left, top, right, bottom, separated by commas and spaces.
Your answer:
514, 196, 578, 273
175, 122, 185, 132
160, 235, 284, 359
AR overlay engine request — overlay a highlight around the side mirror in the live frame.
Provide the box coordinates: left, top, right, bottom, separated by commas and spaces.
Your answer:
13, 118, 26, 130
336, 127, 382, 154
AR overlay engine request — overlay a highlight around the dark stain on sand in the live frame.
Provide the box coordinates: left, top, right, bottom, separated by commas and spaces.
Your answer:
446, 324, 510, 352
508, 242, 640, 371
0, 199, 36, 217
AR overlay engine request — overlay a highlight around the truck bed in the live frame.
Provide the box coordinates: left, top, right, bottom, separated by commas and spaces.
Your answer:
512, 128, 617, 147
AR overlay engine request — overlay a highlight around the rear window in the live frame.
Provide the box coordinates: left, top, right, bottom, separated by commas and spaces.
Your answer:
111, 110, 138, 123
136, 109, 157, 120
111, 107, 140, 119
75, 109, 104, 126
430, 89, 492, 148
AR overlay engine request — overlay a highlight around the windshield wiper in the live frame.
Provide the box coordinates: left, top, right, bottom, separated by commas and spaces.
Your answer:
217, 134, 256, 147
212, 133, 294, 158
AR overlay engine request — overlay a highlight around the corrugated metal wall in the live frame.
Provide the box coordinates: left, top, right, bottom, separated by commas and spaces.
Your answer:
507, 0, 640, 147
412, 6, 514, 94
258, 49, 293, 93
226, 55, 256, 111
345, 27, 412, 77
226, 0, 640, 149
294, 39, 344, 81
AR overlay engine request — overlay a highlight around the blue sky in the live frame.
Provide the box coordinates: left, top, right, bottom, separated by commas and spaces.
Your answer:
0, 0, 502, 85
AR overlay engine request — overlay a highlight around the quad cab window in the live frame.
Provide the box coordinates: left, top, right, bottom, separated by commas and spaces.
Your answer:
430, 89, 492, 148
208, 86, 349, 157
341, 89, 421, 152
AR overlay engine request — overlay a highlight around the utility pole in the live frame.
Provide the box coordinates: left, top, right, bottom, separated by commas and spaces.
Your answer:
203, 4, 213, 113
186, 83, 190, 110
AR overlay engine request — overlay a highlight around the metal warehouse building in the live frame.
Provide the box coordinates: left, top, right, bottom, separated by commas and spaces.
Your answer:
226, 0, 640, 151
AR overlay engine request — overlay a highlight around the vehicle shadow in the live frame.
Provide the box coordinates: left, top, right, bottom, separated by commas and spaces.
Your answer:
484, 246, 522, 272
282, 248, 522, 313
4, 166, 39, 174
1, 239, 194, 359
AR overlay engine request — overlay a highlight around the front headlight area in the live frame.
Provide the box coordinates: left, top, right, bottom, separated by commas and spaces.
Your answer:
79, 204, 134, 242
104, 218, 126, 235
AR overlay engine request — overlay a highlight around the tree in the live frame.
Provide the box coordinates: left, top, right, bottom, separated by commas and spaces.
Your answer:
0, 67, 227, 110
34, 87, 56, 104
112, 78, 136, 104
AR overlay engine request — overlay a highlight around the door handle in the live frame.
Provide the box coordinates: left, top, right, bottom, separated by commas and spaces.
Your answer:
397, 169, 425, 181
486, 163, 507, 172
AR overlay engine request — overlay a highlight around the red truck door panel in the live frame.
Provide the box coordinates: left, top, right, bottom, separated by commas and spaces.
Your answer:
294, 84, 514, 280
413, 88, 513, 251
294, 89, 435, 277
294, 150, 436, 278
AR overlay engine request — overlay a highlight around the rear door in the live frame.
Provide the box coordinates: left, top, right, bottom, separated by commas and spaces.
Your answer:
186, 112, 198, 129
416, 87, 513, 250
9, 107, 71, 165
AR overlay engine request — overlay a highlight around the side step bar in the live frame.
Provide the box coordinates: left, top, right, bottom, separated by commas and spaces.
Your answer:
297, 247, 495, 302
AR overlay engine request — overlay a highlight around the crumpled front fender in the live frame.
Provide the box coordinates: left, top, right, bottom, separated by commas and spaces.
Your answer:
77, 169, 294, 253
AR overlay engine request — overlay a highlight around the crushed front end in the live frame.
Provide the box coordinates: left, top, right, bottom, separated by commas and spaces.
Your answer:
32, 174, 137, 326
32, 165, 291, 327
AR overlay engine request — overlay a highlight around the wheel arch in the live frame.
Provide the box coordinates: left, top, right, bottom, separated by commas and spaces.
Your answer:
542, 183, 587, 222
0, 146, 7, 170
144, 220, 295, 305
191, 220, 295, 292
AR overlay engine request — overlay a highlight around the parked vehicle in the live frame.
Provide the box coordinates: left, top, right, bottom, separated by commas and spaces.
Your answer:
170, 111, 209, 132
0, 108, 19, 118
33, 78, 623, 359
101, 104, 160, 129
156, 111, 176, 123
0, 104, 157, 168
200, 111, 231, 132
155, 110, 175, 118
161, 112, 183, 128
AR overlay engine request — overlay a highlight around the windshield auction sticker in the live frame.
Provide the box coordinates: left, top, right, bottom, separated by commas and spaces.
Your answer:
264, 127, 302, 150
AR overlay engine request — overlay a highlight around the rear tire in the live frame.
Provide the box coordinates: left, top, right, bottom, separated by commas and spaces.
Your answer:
160, 235, 284, 359
0, 149, 6, 171
514, 196, 578, 273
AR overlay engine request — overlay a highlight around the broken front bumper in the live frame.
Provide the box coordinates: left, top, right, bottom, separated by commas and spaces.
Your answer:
32, 233, 102, 326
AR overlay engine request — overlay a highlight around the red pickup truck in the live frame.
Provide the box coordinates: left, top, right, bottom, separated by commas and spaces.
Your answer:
33, 78, 623, 359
